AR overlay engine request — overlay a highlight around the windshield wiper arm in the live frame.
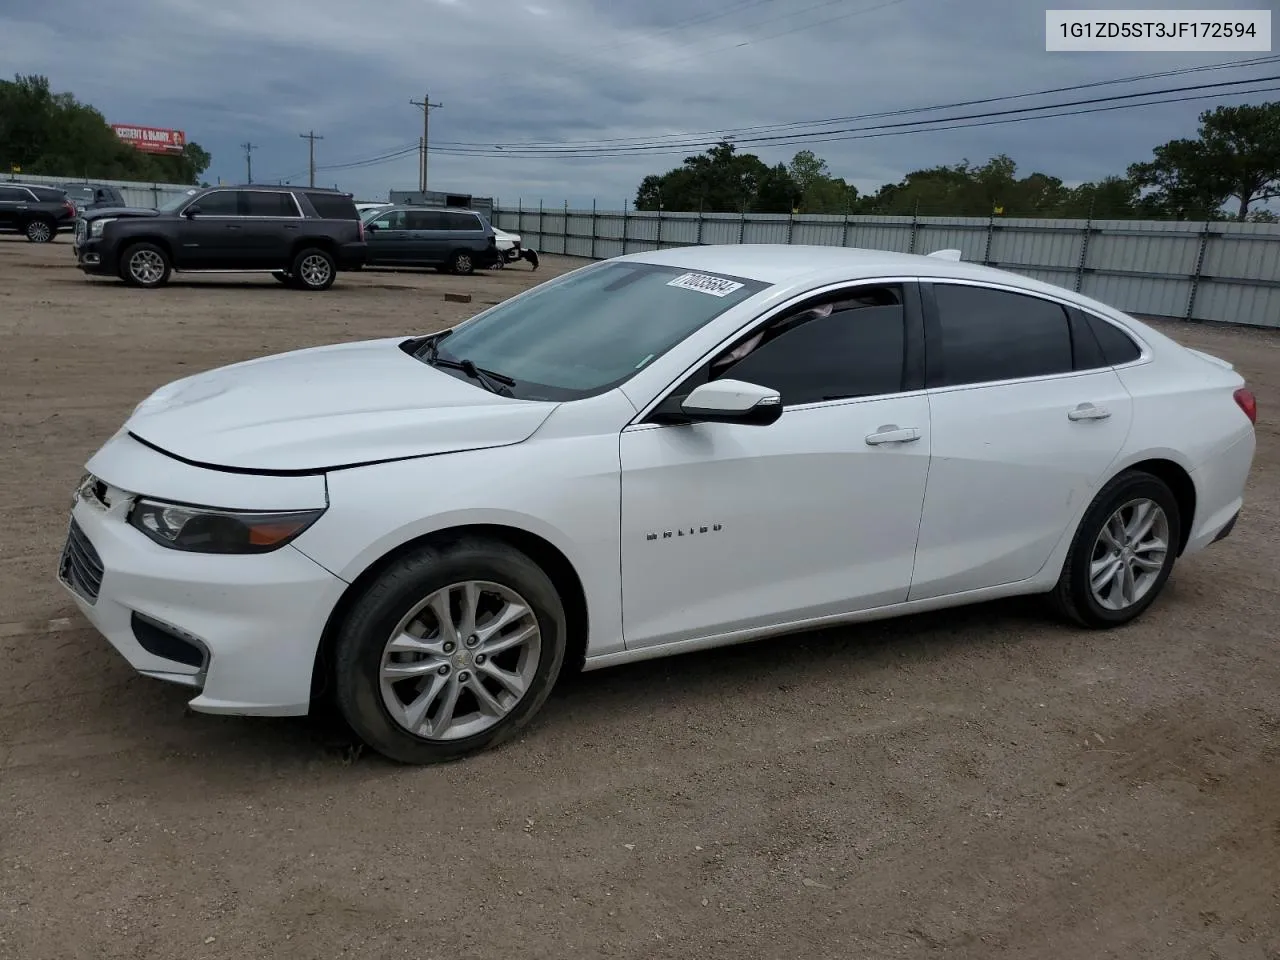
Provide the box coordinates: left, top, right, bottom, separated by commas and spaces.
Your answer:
430, 355, 516, 396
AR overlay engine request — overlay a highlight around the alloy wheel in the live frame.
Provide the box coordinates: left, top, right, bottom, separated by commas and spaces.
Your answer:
129, 249, 165, 285
378, 580, 542, 741
27, 221, 52, 243
299, 254, 332, 288
1088, 498, 1170, 611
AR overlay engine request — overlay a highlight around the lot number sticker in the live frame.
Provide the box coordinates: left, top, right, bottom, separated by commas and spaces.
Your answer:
666, 272, 745, 297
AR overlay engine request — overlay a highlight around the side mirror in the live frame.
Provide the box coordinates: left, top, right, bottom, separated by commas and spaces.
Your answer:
183, 204, 201, 218
365, 222, 379, 232
680, 379, 782, 426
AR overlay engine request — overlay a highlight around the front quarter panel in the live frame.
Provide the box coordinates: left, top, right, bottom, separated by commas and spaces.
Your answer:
289, 391, 635, 658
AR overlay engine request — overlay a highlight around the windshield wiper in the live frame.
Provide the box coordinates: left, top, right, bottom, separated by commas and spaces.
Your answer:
431, 355, 516, 396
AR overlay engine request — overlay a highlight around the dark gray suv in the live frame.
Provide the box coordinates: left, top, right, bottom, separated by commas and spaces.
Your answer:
0, 182, 77, 242
362, 206, 500, 274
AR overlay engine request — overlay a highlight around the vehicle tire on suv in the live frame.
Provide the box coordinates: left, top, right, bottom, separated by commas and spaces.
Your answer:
24, 218, 55, 243
448, 250, 475, 275
332, 537, 568, 765
1048, 468, 1181, 629
291, 247, 337, 291
119, 242, 172, 288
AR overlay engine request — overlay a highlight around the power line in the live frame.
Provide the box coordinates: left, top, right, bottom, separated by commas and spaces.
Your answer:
240, 141, 257, 183
439, 54, 1280, 150
299, 130, 324, 186
427, 73, 1280, 158
409, 93, 443, 191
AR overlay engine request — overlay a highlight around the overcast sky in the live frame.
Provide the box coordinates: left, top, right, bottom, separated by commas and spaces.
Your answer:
1, 0, 1275, 206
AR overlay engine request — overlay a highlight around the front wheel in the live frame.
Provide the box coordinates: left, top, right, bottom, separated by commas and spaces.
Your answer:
291, 247, 336, 291
333, 538, 568, 764
1048, 469, 1181, 628
120, 242, 172, 288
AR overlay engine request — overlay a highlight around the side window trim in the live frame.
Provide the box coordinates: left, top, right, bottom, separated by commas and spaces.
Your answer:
920, 278, 1121, 391
637, 278, 927, 426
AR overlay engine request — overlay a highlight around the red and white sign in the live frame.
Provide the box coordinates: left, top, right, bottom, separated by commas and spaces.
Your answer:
112, 124, 186, 154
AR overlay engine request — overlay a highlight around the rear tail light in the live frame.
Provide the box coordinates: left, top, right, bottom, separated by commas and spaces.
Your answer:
1233, 387, 1257, 424
357, 218, 365, 241
64, 200, 76, 218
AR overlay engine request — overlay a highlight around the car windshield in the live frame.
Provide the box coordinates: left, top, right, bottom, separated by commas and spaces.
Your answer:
423, 261, 769, 401
156, 189, 199, 212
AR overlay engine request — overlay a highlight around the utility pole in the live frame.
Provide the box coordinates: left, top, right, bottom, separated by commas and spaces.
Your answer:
299, 130, 324, 187
409, 92, 443, 192
240, 141, 257, 183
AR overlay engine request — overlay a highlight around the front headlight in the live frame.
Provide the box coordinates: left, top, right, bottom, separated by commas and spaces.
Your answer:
90, 218, 116, 237
127, 498, 325, 554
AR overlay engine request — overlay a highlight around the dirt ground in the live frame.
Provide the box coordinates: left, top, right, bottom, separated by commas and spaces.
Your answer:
0, 235, 1277, 960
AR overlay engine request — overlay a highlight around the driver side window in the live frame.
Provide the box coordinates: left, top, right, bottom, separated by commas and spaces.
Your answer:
712, 284, 908, 405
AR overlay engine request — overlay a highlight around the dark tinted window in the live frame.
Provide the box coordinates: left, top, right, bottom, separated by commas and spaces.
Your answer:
192, 191, 239, 215
1085, 313, 1142, 364
304, 191, 358, 219
0, 187, 29, 202
717, 286, 906, 404
32, 187, 67, 201
443, 211, 482, 231
931, 284, 1073, 387
404, 210, 449, 230
242, 191, 298, 217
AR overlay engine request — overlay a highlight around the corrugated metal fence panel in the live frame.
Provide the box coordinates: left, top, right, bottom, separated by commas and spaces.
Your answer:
8, 173, 195, 208
490, 206, 1280, 326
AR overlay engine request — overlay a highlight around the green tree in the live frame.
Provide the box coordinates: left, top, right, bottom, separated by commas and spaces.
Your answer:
1128, 102, 1280, 220
634, 140, 798, 213
0, 74, 210, 184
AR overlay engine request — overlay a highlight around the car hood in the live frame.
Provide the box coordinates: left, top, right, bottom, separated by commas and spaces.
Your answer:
80, 206, 162, 221
125, 337, 558, 472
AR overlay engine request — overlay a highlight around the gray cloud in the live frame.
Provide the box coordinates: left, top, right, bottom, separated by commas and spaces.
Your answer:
0, 0, 1272, 205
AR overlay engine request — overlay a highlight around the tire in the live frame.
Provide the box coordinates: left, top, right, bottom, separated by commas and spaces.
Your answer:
1048, 469, 1181, 628
120, 242, 172, 288
448, 250, 475, 275
290, 247, 336, 291
24, 219, 55, 243
523, 249, 540, 270
333, 537, 568, 765
491, 251, 506, 269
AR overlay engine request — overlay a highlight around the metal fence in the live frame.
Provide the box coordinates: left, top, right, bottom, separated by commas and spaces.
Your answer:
491, 205, 1280, 329
4, 173, 197, 209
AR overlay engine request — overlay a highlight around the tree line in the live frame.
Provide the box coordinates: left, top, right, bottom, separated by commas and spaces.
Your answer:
0, 74, 211, 185
635, 102, 1280, 222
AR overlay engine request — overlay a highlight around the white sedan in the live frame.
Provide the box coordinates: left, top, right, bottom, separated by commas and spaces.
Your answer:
492, 226, 539, 269
59, 245, 1258, 764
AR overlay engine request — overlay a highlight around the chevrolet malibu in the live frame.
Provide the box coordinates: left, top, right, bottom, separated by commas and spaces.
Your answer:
59, 245, 1258, 764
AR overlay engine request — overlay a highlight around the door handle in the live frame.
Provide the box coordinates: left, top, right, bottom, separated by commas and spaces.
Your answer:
865, 425, 921, 445
225, 223, 243, 229
1067, 402, 1111, 421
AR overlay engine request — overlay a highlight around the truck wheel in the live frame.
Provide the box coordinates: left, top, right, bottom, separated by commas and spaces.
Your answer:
25, 219, 55, 243
291, 248, 336, 291
120, 242, 172, 288
448, 250, 475, 275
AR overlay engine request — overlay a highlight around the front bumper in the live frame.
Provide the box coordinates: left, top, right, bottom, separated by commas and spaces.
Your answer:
57, 484, 348, 716
74, 236, 114, 275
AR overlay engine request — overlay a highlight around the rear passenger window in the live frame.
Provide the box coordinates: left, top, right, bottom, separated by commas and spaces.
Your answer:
443, 212, 482, 231
407, 210, 448, 230
303, 191, 358, 219
1085, 313, 1142, 364
931, 284, 1074, 387
242, 191, 298, 217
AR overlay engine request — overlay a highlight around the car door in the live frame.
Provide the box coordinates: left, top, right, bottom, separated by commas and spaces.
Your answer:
239, 190, 302, 267
406, 209, 451, 265
175, 189, 242, 268
619, 281, 932, 650
907, 280, 1134, 601
0, 185, 30, 231
365, 209, 409, 264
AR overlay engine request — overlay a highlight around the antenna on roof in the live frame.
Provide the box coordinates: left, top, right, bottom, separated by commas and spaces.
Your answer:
927, 249, 963, 261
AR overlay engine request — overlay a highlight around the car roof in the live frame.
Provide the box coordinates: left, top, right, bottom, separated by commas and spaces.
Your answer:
216, 184, 350, 193
616, 243, 1067, 293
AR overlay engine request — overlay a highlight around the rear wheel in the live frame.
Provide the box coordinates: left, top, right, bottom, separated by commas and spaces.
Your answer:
25, 219, 55, 243
449, 250, 475, 275
120, 242, 172, 288
333, 538, 567, 765
291, 247, 336, 291
1049, 469, 1181, 628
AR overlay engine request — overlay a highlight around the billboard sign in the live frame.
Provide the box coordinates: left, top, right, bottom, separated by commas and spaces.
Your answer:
112, 124, 186, 154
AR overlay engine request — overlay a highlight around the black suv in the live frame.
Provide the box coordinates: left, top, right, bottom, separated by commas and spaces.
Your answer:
0, 182, 77, 242
59, 182, 127, 213
73, 184, 368, 290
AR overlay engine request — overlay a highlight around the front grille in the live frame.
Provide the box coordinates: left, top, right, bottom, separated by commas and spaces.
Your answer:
74, 219, 87, 245
59, 519, 104, 603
